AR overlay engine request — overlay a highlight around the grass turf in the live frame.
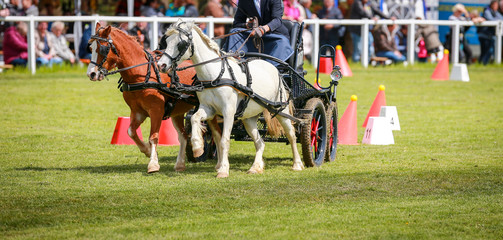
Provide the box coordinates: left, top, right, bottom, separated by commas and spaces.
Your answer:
0, 63, 502, 239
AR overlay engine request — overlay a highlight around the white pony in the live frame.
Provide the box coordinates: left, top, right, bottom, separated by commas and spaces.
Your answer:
157, 20, 304, 178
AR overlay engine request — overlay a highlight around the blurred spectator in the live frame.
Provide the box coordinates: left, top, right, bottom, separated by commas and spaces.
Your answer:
165, 0, 186, 17
49, 21, 76, 64
3, 22, 28, 66
447, 3, 472, 65
299, 0, 316, 62
223, 0, 237, 17
184, 0, 198, 17
1, 0, 21, 17
416, 18, 444, 63
478, 0, 503, 65
203, 0, 225, 37
317, 0, 344, 48
116, 0, 141, 16
141, 0, 164, 17
78, 23, 93, 60
129, 21, 150, 49
349, 0, 390, 63
283, 0, 303, 22
395, 25, 407, 57
372, 24, 406, 64
21, 0, 38, 16
35, 22, 63, 66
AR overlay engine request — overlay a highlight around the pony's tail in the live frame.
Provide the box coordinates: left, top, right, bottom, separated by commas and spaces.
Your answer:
264, 109, 284, 139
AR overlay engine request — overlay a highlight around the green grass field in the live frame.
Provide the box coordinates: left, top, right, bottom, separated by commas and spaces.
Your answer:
1, 63, 502, 239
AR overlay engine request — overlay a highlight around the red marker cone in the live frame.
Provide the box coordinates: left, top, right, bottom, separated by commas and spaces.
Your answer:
111, 117, 143, 145
158, 118, 180, 146
363, 85, 387, 128
319, 57, 333, 74
335, 45, 353, 77
431, 49, 450, 81
338, 95, 359, 145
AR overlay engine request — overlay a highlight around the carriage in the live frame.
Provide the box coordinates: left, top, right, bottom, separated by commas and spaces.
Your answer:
182, 20, 343, 168
86, 19, 342, 176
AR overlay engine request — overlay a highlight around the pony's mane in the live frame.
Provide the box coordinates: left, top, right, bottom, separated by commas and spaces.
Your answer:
166, 22, 222, 55
109, 26, 142, 48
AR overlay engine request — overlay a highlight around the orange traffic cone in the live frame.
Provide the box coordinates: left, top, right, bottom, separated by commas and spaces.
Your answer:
431, 49, 450, 81
158, 118, 180, 146
338, 95, 359, 145
335, 45, 353, 77
111, 117, 143, 145
319, 57, 333, 74
363, 85, 386, 128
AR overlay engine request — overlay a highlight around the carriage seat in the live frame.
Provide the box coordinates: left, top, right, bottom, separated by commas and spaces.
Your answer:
281, 20, 304, 71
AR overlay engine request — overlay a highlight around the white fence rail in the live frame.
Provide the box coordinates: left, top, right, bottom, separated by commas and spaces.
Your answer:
2, 16, 502, 74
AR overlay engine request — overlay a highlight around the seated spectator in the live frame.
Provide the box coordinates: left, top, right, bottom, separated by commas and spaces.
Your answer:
317, 0, 345, 48
395, 25, 407, 57
129, 21, 151, 49
349, 0, 391, 63
477, 0, 503, 65
283, 0, 303, 22
416, 17, 444, 63
3, 22, 28, 66
372, 24, 406, 64
48, 21, 76, 64
35, 22, 63, 67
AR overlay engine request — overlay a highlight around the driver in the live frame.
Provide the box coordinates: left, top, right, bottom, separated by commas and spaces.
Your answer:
223, 0, 294, 65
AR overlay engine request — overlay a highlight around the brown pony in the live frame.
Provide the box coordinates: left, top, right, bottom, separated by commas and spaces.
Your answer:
86, 23, 217, 173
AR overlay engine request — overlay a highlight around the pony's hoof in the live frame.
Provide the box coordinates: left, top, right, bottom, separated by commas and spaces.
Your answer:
147, 163, 160, 173
247, 168, 264, 174
216, 172, 229, 178
193, 147, 204, 158
174, 164, 186, 172
292, 163, 304, 171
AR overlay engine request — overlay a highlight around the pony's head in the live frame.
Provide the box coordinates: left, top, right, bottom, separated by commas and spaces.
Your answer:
157, 19, 195, 73
86, 23, 120, 81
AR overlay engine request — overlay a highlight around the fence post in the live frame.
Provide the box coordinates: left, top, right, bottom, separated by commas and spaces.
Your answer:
152, 16, 158, 49
451, 23, 460, 64
361, 20, 369, 68
407, 21, 415, 65
207, 17, 214, 39
28, 18, 36, 75
496, 21, 502, 64
313, 21, 320, 69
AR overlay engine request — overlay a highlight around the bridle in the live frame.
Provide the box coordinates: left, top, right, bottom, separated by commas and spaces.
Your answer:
161, 22, 194, 69
88, 28, 120, 76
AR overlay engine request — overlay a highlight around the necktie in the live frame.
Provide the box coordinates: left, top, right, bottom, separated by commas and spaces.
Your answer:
255, 0, 261, 17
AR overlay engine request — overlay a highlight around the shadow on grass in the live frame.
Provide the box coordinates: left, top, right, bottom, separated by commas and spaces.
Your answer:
15, 154, 296, 176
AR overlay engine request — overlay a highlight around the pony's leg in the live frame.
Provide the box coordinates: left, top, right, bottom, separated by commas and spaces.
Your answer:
277, 115, 304, 171
172, 114, 187, 172
147, 113, 163, 174
207, 118, 222, 171
128, 112, 151, 157
242, 116, 265, 174
190, 105, 215, 158
214, 107, 236, 178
